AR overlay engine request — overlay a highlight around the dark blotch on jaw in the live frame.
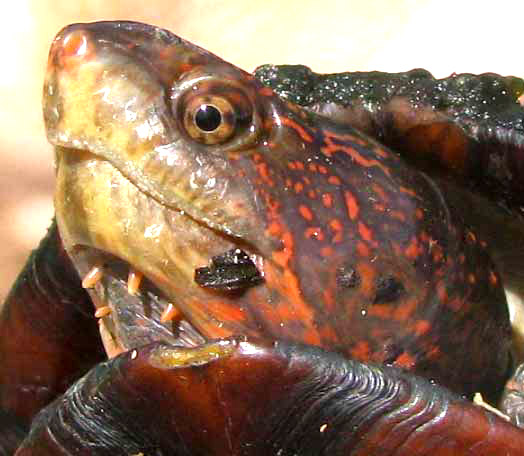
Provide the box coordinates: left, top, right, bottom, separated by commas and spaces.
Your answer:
194, 248, 264, 291
373, 276, 405, 304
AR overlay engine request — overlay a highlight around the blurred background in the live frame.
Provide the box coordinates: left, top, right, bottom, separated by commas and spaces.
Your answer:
1, 0, 523, 301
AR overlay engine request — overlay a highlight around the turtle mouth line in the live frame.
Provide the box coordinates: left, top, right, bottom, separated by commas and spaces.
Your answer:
76, 240, 265, 359
57, 145, 256, 245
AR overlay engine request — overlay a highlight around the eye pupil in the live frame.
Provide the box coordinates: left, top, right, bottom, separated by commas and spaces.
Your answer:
194, 104, 222, 132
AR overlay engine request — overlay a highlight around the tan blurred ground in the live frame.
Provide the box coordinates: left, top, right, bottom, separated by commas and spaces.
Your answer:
1, 0, 523, 301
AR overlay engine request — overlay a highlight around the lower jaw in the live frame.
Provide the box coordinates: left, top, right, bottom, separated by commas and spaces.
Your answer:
70, 246, 208, 356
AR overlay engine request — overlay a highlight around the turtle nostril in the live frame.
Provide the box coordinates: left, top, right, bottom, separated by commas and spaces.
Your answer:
62, 30, 90, 58
51, 27, 95, 70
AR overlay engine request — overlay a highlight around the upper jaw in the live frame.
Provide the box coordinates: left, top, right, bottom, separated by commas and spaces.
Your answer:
44, 22, 268, 246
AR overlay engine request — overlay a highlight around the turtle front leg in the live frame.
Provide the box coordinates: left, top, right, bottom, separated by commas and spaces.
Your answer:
0, 220, 105, 453
16, 337, 524, 455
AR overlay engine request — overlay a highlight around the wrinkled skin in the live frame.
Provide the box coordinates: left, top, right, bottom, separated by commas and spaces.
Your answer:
2, 21, 524, 455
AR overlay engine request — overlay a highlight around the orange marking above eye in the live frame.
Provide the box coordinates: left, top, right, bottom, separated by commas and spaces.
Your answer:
344, 191, 359, 220
299, 205, 314, 221
294, 182, 304, 193
321, 131, 392, 177
280, 116, 313, 142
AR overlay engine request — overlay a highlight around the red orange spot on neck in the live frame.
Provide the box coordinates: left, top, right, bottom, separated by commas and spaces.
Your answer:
299, 205, 314, 221
272, 231, 294, 268
358, 222, 373, 242
322, 193, 333, 208
357, 242, 370, 257
351, 341, 371, 360
344, 191, 359, 220
329, 219, 343, 243
404, 237, 421, 260
328, 175, 341, 185
394, 352, 416, 369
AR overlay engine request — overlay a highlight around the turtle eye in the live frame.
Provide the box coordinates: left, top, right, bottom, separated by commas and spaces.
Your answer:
194, 104, 222, 132
183, 95, 236, 145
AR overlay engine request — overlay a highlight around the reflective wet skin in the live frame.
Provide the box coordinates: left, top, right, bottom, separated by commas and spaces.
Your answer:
2, 21, 524, 455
